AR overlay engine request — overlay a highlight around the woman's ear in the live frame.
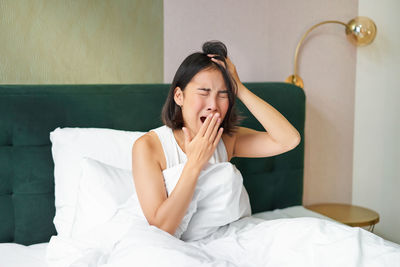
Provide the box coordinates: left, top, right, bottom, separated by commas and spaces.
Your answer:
174, 87, 184, 107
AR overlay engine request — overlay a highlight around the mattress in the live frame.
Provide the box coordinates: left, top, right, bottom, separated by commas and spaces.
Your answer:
0, 206, 331, 267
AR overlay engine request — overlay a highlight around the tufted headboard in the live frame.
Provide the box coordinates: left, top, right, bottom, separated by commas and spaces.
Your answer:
0, 82, 305, 245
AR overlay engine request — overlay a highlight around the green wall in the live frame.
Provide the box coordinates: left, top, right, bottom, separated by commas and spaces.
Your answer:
0, 0, 163, 84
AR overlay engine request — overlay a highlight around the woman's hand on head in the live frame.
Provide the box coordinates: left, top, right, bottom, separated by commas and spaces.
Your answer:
182, 113, 224, 171
207, 54, 242, 87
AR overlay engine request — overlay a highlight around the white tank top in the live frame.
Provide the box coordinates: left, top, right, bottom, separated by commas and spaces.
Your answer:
151, 125, 228, 169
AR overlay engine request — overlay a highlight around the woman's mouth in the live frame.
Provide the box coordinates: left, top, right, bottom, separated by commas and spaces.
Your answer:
200, 116, 206, 123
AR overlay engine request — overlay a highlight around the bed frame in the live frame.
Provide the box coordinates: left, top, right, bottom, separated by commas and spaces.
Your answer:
0, 82, 305, 245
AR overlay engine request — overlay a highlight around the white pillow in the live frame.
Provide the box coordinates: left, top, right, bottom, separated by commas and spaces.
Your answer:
72, 159, 197, 241
72, 158, 138, 235
161, 162, 251, 241
180, 162, 251, 241
50, 127, 145, 237
71, 158, 146, 248
71, 159, 250, 242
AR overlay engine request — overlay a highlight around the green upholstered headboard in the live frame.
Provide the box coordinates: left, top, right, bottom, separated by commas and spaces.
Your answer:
0, 82, 305, 245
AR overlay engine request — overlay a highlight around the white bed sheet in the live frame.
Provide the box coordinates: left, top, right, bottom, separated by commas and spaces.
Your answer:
252, 205, 335, 221
0, 206, 392, 267
0, 242, 47, 267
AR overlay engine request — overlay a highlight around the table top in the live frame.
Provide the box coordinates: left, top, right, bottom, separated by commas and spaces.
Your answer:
305, 203, 380, 227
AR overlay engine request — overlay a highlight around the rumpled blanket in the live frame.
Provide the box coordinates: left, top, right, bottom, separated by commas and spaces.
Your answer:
46, 163, 400, 267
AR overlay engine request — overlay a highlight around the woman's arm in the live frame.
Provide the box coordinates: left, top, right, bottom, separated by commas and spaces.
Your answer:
210, 56, 301, 158
132, 113, 223, 235
132, 136, 200, 235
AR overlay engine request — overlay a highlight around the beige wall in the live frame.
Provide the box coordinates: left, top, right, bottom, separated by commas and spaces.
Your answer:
164, 0, 358, 205
267, 0, 358, 206
163, 0, 269, 84
353, 0, 400, 243
0, 0, 163, 84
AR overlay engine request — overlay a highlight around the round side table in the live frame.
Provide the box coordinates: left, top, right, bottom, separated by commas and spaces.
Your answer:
305, 203, 380, 232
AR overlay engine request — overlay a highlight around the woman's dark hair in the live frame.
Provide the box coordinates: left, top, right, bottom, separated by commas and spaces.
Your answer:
161, 40, 239, 135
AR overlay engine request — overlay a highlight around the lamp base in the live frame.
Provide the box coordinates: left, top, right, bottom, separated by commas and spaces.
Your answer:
285, 74, 304, 88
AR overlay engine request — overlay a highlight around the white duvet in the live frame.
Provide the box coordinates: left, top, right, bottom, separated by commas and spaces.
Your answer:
46, 163, 400, 267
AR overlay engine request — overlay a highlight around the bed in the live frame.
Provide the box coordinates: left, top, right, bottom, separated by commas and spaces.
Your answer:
1, 83, 399, 267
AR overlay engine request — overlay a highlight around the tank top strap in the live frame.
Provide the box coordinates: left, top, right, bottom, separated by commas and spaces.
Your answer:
213, 136, 228, 163
151, 125, 185, 169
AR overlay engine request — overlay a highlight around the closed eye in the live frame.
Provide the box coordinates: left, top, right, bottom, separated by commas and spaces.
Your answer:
197, 88, 210, 96
196, 88, 228, 98
218, 91, 229, 98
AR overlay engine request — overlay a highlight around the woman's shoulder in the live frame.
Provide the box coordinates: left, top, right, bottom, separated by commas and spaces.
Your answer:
133, 131, 162, 154
133, 131, 166, 170
134, 131, 155, 147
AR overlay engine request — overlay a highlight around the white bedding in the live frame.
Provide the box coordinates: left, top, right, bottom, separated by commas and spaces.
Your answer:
1, 206, 399, 267
0, 243, 47, 267
3, 161, 400, 267
0, 207, 306, 267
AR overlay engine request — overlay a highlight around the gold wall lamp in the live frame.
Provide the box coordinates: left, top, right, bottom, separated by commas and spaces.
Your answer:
286, 16, 377, 88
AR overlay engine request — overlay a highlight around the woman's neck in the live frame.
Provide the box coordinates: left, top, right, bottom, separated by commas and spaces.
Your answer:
172, 129, 186, 154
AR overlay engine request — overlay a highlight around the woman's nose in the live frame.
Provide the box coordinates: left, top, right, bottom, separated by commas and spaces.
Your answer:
206, 96, 218, 111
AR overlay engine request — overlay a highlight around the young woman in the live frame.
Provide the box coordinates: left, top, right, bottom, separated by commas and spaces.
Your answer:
132, 41, 300, 237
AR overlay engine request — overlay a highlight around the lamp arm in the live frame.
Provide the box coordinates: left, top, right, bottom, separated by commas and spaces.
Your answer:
293, 20, 347, 76
287, 17, 377, 88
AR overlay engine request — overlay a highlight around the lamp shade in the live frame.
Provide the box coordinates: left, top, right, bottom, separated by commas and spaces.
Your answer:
346, 16, 377, 46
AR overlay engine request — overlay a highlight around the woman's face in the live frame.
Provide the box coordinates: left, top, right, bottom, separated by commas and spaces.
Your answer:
174, 68, 230, 135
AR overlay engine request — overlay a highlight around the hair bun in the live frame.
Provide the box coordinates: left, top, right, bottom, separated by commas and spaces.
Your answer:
202, 40, 228, 58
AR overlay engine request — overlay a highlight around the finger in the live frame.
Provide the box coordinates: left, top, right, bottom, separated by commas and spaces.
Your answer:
210, 57, 226, 69
209, 117, 221, 142
207, 54, 225, 60
204, 113, 219, 139
198, 113, 213, 137
213, 127, 224, 147
207, 54, 226, 65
